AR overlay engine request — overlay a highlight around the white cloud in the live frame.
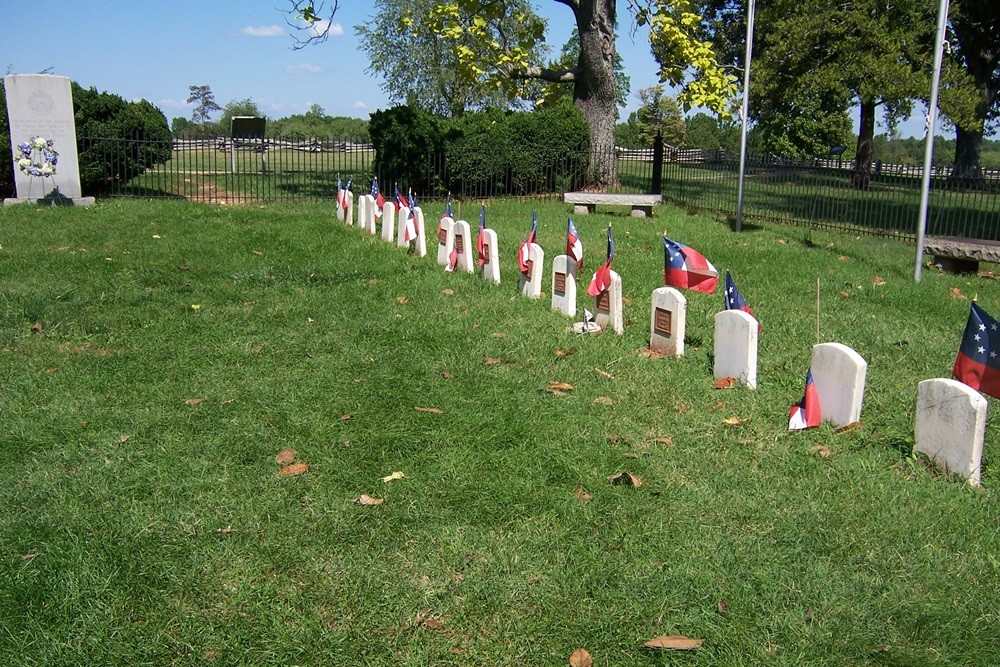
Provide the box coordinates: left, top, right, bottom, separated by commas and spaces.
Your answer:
285, 63, 323, 75
352, 101, 368, 110
158, 98, 191, 110
241, 25, 285, 38
307, 20, 344, 38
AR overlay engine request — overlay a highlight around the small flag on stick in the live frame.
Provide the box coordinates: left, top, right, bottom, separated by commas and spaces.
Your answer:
788, 369, 821, 431
567, 218, 583, 269
663, 236, 718, 293
587, 226, 614, 297
953, 301, 1000, 399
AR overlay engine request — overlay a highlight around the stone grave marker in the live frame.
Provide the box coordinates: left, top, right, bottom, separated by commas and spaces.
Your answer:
479, 228, 500, 284
381, 202, 396, 242
810, 342, 868, 427
914, 378, 987, 486
341, 192, 354, 227
358, 194, 377, 234
713, 309, 758, 388
453, 220, 474, 273
518, 243, 545, 299
412, 207, 427, 258
594, 270, 623, 334
551, 255, 578, 317
4, 74, 93, 205
649, 287, 686, 355
437, 217, 455, 267
396, 206, 411, 247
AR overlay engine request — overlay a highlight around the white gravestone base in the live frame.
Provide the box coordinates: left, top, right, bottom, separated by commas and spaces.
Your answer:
594, 271, 624, 334
649, 287, 686, 356
453, 220, 474, 273
810, 342, 868, 427
480, 228, 500, 284
551, 255, 578, 317
518, 243, 545, 298
914, 378, 987, 486
714, 309, 759, 388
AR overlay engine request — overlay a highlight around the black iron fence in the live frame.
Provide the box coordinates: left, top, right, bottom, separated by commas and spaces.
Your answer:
79, 133, 1000, 241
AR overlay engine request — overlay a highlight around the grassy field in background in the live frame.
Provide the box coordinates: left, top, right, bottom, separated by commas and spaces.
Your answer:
1, 199, 999, 666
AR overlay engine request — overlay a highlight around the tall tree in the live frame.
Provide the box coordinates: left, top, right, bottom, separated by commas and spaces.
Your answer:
186, 84, 222, 125
287, 0, 735, 189
632, 85, 686, 146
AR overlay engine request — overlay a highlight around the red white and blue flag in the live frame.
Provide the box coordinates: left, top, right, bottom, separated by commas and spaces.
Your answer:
403, 191, 418, 242
341, 177, 352, 210
336, 174, 346, 209
567, 218, 583, 269
587, 226, 615, 297
393, 183, 409, 210
442, 192, 453, 220
953, 301, 1000, 399
663, 236, 718, 294
518, 212, 538, 274
788, 369, 822, 431
476, 206, 488, 268
371, 177, 385, 218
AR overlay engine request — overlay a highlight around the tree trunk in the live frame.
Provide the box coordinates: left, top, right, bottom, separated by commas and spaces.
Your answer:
949, 124, 985, 189
574, 0, 619, 190
852, 98, 876, 190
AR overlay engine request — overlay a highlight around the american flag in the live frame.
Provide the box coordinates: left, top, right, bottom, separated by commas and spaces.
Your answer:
953, 301, 1000, 399
587, 226, 614, 298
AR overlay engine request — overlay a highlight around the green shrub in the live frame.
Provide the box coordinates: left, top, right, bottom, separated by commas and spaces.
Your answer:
368, 105, 444, 194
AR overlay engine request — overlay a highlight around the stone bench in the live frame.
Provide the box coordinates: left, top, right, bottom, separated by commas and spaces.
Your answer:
924, 236, 1000, 274
564, 192, 662, 217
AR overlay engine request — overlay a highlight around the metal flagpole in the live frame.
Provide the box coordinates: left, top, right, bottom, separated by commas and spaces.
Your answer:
914, 0, 950, 282
735, 0, 756, 232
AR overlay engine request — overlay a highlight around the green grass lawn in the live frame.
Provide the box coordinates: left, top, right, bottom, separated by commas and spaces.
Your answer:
1, 199, 999, 666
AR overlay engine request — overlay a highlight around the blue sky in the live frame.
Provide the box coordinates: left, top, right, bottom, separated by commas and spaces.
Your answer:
4, 0, 934, 137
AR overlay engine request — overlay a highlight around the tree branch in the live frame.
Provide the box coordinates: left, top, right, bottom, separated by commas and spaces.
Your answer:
510, 65, 580, 83
284, 0, 341, 50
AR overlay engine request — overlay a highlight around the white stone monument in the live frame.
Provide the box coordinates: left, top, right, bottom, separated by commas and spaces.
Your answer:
914, 378, 987, 486
411, 207, 427, 258
436, 217, 456, 267
713, 309, 758, 388
453, 220, 474, 273
381, 202, 396, 242
396, 206, 411, 247
518, 244, 545, 299
810, 342, 868, 427
551, 255, 578, 317
358, 194, 377, 234
593, 270, 623, 334
340, 192, 354, 226
649, 287, 686, 356
4, 74, 93, 205
479, 228, 500, 284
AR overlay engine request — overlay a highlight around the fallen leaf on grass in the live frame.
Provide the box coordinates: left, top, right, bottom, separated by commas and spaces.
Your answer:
545, 381, 574, 394
382, 471, 405, 483
441, 288, 454, 296
278, 462, 309, 476
178, 265, 190, 271
777, 239, 788, 245
593, 396, 613, 406
355, 494, 384, 506
183, 397, 204, 406
717, 599, 730, 615
569, 648, 593, 667
643, 635, 704, 650
608, 471, 644, 487
484, 357, 508, 366
838, 255, 850, 262
117, 434, 130, 444
396, 295, 409, 304
415, 406, 443, 414
840, 291, 850, 299
835, 421, 861, 434
653, 437, 673, 447
951, 287, 967, 300
441, 370, 453, 379
22, 552, 40, 561
723, 416, 746, 426
251, 249, 264, 256
606, 435, 625, 443
872, 276, 886, 286
637, 347, 666, 360
573, 485, 592, 501
275, 448, 297, 464
809, 444, 833, 458
593, 367, 615, 380
714, 376, 737, 389
340, 413, 352, 421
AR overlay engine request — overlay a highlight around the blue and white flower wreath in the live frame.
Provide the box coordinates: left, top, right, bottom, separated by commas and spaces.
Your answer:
15, 136, 58, 177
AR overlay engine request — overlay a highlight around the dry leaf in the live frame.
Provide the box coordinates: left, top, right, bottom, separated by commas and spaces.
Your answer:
222, 398, 235, 405
643, 635, 704, 650
441, 288, 455, 297
396, 295, 409, 304
777, 239, 788, 245
381, 471, 405, 483
183, 397, 204, 406
653, 437, 673, 447
441, 370, 453, 379
606, 435, 625, 443
340, 413, 352, 421
178, 265, 190, 271
415, 406, 443, 414
593, 396, 613, 406
275, 448, 297, 464
637, 347, 666, 360
278, 462, 309, 476
717, 600, 730, 615
555, 347, 567, 357
117, 434, 130, 443
490, 332, 506, 338
950, 287, 967, 300
809, 444, 833, 458
835, 421, 861, 434
569, 648, 593, 667
46, 367, 57, 374
840, 291, 850, 299
714, 377, 737, 389
608, 471, 644, 487
355, 494, 384, 505
723, 416, 746, 426
22, 553, 39, 561
872, 276, 886, 286
251, 249, 264, 256
484, 357, 507, 366
838, 255, 850, 262
593, 368, 615, 380
573, 485, 592, 501
548, 381, 574, 391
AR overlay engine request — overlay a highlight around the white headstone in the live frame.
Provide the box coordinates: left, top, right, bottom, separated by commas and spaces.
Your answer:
336, 193, 347, 223
412, 207, 427, 258
713, 309, 758, 388
359, 194, 377, 234
914, 378, 987, 486
518, 243, 545, 299
594, 270, 624, 334
436, 217, 456, 267
810, 342, 868, 427
649, 287, 686, 355
342, 192, 354, 226
381, 202, 396, 242
396, 206, 411, 247
453, 220, 474, 273
551, 255, 578, 317
4, 74, 92, 204
479, 228, 500, 284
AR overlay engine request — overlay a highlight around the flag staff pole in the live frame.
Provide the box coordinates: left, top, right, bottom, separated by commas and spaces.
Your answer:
735, 0, 756, 233
914, 0, 950, 282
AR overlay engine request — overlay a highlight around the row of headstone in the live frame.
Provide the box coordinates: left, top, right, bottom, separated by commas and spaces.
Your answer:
343, 194, 986, 487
